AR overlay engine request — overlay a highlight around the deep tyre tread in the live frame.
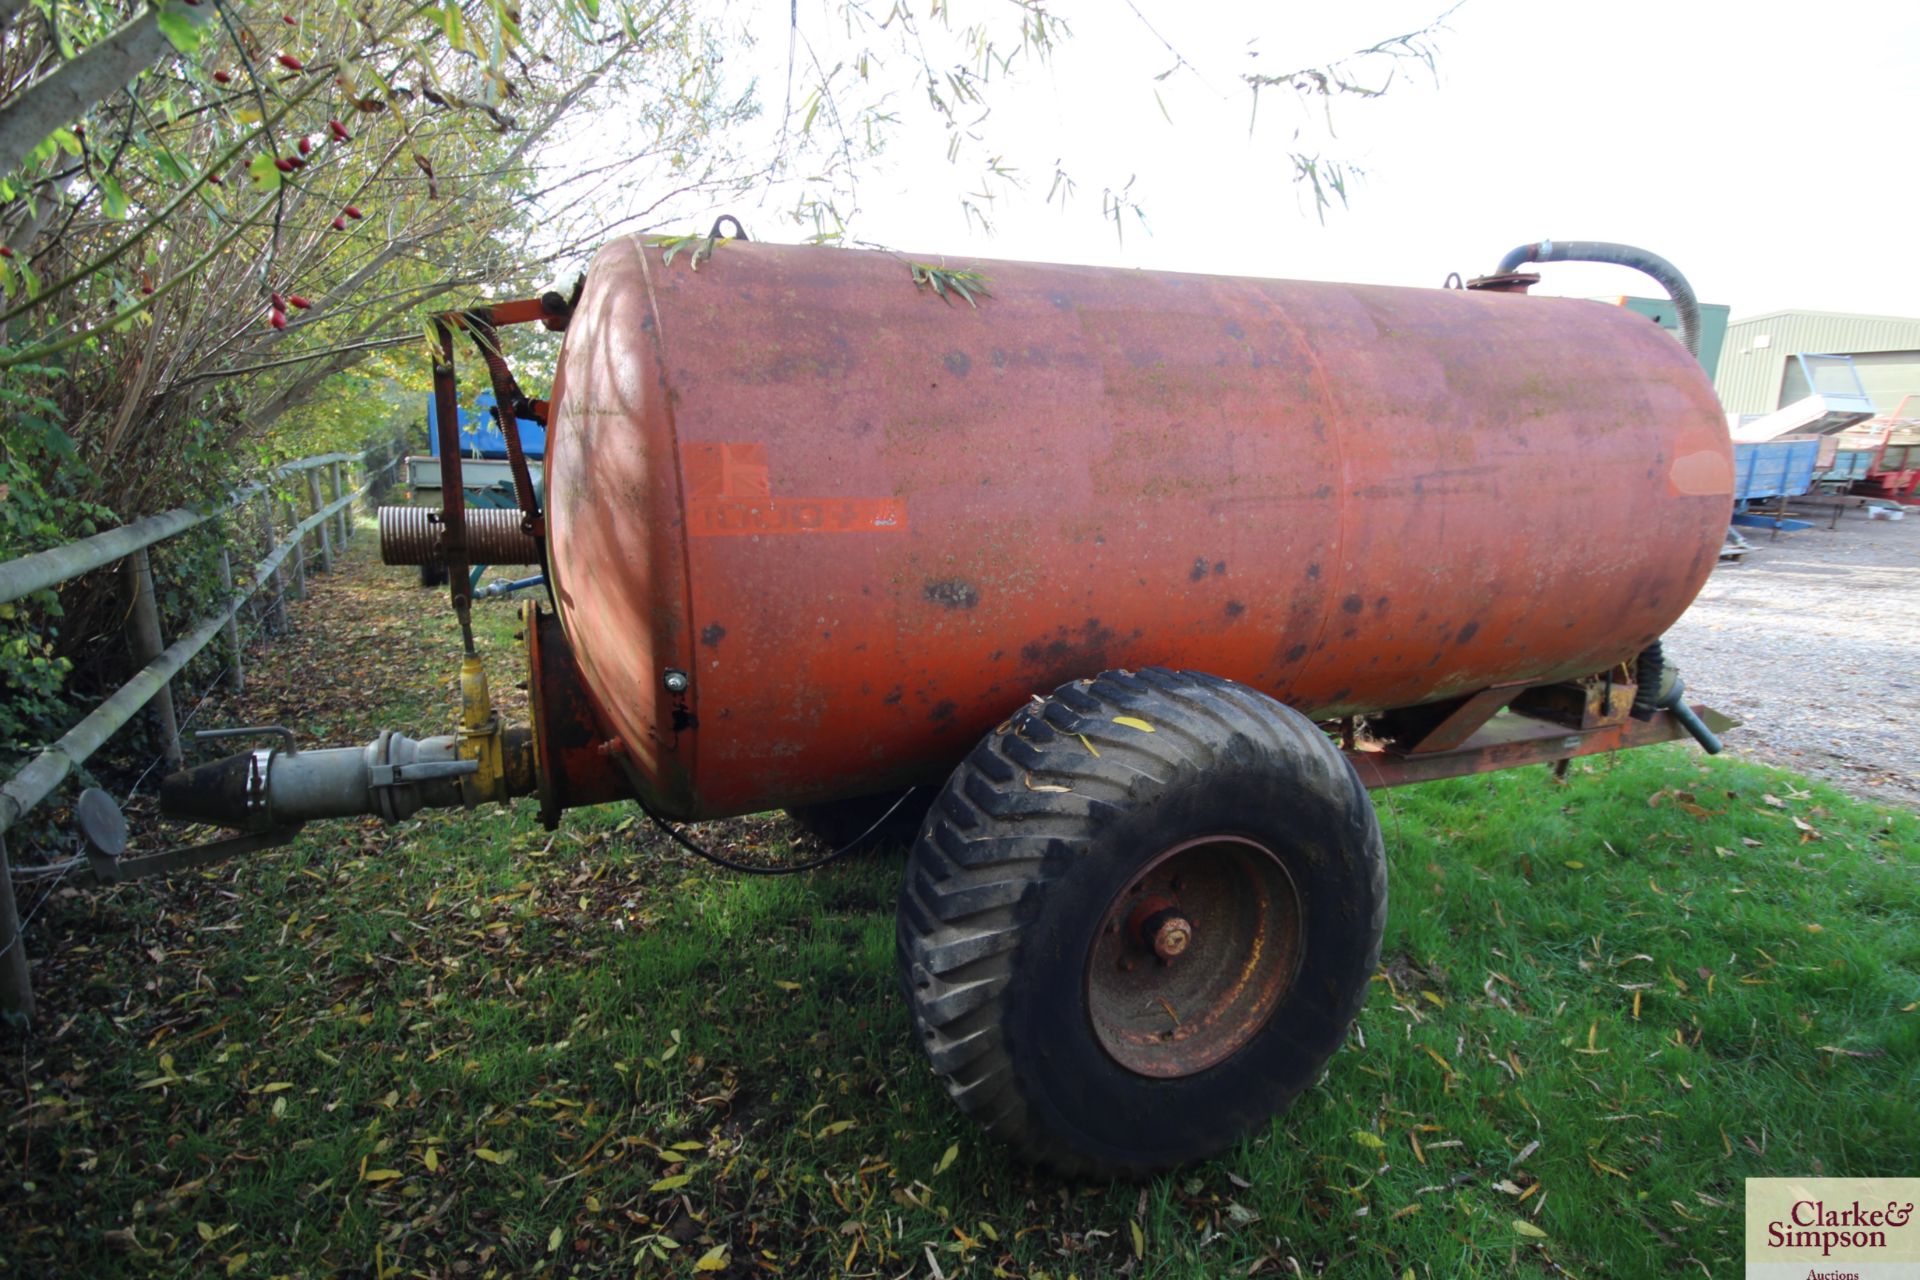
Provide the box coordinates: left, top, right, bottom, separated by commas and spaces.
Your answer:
896, 667, 1387, 1178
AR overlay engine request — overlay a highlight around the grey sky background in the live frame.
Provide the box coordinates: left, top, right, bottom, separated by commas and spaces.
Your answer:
720, 0, 1918, 321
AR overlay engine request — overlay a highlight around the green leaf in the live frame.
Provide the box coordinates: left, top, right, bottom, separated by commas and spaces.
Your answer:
155, 4, 207, 55
154, 151, 189, 185
27, 135, 57, 170
932, 1143, 959, 1176
649, 1173, 693, 1192
247, 154, 283, 193
51, 128, 82, 158
99, 174, 129, 220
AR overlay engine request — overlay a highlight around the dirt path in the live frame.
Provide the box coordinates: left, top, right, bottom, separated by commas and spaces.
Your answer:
1663, 504, 1918, 809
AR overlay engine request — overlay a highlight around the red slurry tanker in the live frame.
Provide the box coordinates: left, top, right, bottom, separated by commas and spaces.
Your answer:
161, 233, 1734, 1174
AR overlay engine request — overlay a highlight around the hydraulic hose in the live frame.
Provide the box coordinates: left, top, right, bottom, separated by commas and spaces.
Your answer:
1494, 240, 1701, 358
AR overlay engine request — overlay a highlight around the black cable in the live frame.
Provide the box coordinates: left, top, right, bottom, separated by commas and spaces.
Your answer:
639, 787, 918, 876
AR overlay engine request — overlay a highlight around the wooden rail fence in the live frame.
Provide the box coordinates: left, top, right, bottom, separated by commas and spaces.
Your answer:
0, 439, 405, 1019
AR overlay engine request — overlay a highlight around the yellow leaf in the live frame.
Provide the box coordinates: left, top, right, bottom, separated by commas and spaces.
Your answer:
256, 1082, 294, 1094
815, 1120, 855, 1138
473, 1148, 511, 1164
694, 1244, 729, 1272
1130, 1220, 1145, 1258
1420, 991, 1444, 1008
1112, 716, 1155, 733
933, 1143, 959, 1176
363, 1169, 403, 1183
1352, 1130, 1387, 1150
548, 1226, 562, 1253
773, 980, 802, 991
671, 1141, 705, 1152
227, 1253, 249, 1276
423, 1148, 439, 1172
1512, 1219, 1548, 1238
651, 1174, 693, 1192
197, 1222, 216, 1242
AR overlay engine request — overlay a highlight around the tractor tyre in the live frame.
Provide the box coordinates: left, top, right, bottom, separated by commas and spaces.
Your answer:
896, 667, 1385, 1177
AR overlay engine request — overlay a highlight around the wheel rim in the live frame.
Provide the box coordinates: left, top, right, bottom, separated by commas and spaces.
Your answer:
1085, 835, 1304, 1079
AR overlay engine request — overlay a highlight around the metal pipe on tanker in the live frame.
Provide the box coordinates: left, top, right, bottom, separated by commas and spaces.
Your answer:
1494, 240, 1702, 357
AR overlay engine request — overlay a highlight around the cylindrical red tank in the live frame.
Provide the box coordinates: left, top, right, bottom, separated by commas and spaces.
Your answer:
544, 239, 1733, 819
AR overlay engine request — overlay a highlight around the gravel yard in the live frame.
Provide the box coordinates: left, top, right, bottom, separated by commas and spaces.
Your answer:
1664, 503, 1918, 809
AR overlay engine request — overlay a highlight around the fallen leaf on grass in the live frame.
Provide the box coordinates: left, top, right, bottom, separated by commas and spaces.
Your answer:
933, 1143, 959, 1176
1352, 1130, 1386, 1150
473, 1148, 511, 1164
694, 1244, 729, 1272
362, 1168, 402, 1183
1512, 1219, 1548, 1239
651, 1174, 693, 1192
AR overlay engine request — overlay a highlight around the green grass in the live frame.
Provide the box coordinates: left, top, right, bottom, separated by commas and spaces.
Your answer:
4, 530, 1917, 1279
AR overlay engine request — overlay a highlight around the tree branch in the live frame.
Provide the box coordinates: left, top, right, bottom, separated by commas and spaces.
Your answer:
0, 7, 172, 179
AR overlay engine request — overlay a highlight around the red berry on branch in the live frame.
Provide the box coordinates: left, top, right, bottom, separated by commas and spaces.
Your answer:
331, 216, 346, 230
297, 136, 312, 155
282, 14, 296, 24
287, 155, 306, 169
271, 291, 286, 309
288, 295, 312, 309
276, 54, 304, 71
207, 171, 222, 185
72, 123, 84, 138
343, 205, 363, 220
274, 157, 295, 173
329, 120, 351, 142
1, 246, 15, 259
269, 309, 287, 329
213, 70, 232, 84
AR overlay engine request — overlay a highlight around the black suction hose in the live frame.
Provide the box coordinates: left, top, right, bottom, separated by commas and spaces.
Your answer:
1494, 240, 1701, 359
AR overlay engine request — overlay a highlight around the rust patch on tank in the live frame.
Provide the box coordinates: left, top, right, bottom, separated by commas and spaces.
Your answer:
925, 579, 980, 610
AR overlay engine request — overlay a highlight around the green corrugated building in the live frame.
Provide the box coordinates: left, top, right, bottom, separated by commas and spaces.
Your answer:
1713, 311, 1920, 417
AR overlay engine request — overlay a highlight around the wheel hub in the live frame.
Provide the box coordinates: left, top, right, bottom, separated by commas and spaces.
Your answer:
1085, 835, 1304, 1079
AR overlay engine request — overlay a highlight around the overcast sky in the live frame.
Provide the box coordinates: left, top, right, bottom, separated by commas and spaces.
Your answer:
713, 0, 1919, 322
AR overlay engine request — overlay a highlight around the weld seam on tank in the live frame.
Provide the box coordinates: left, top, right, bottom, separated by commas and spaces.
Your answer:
1495, 240, 1701, 358
379, 505, 542, 566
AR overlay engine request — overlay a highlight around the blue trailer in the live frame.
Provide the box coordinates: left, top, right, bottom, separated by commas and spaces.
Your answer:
1731, 439, 1821, 532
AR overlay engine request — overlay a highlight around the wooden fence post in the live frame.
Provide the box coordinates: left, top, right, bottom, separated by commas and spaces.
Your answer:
217, 544, 244, 693
0, 833, 33, 1021
124, 548, 184, 774
283, 495, 307, 600
306, 470, 334, 574
257, 500, 288, 633
331, 461, 349, 544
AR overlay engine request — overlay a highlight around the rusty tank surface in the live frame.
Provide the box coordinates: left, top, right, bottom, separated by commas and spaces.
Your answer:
159, 233, 1738, 1177
545, 238, 1732, 819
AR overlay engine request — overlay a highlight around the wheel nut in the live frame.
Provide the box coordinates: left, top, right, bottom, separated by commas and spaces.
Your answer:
1152, 915, 1193, 960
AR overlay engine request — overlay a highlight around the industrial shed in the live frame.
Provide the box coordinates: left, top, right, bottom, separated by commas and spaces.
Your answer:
1714, 311, 1920, 417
